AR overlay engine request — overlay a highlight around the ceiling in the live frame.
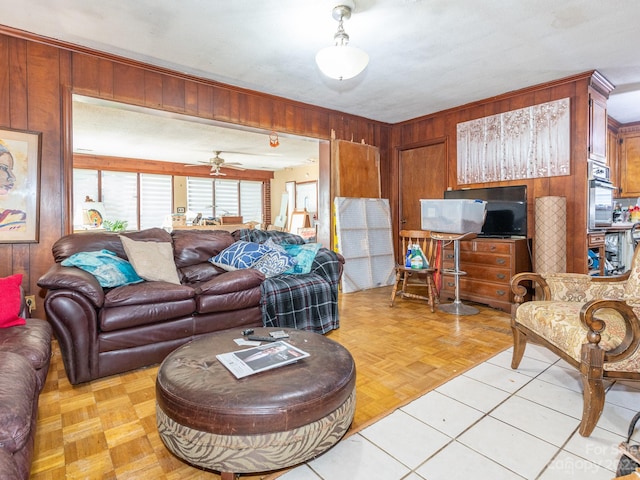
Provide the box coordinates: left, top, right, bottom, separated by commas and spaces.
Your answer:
72, 96, 321, 171
3, 0, 640, 168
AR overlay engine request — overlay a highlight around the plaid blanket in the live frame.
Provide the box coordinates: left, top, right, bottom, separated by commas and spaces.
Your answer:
233, 229, 343, 333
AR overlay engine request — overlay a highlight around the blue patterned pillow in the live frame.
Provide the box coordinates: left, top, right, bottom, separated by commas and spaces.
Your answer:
210, 241, 267, 271
282, 243, 321, 274
61, 249, 144, 288
252, 249, 297, 277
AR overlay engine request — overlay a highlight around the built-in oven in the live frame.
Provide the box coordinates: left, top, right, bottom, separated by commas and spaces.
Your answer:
588, 161, 616, 229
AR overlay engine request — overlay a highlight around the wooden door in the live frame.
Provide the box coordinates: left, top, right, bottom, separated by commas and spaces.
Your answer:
331, 139, 380, 199
399, 142, 447, 232
330, 139, 381, 249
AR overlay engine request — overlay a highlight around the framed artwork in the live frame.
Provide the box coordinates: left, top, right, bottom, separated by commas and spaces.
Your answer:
0, 128, 42, 243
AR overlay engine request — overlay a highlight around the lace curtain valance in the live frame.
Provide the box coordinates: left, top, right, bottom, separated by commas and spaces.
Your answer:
457, 97, 570, 184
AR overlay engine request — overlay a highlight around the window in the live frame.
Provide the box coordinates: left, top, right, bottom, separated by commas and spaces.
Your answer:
73, 169, 173, 230
140, 174, 173, 230
240, 181, 263, 224
187, 177, 263, 224
214, 179, 239, 217
72, 169, 98, 228
101, 171, 138, 228
186, 177, 213, 220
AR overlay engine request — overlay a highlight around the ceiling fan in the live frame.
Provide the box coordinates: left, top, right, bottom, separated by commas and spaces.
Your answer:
184, 151, 245, 176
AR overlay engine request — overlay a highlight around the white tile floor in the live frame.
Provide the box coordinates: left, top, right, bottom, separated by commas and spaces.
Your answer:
278, 344, 640, 480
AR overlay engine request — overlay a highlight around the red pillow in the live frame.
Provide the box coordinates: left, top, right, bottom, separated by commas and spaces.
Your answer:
0, 274, 27, 328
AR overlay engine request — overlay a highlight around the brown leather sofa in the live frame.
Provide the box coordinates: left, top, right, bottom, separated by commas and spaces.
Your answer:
0, 288, 52, 479
37, 228, 264, 385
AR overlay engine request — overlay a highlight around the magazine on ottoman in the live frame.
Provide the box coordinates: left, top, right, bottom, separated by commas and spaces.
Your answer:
217, 341, 310, 379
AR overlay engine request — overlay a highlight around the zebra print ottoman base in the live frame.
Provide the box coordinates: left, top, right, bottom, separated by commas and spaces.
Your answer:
155, 328, 356, 479
157, 387, 355, 477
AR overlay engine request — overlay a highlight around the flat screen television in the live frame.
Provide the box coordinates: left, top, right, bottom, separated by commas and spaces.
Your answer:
444, 185, 527, 238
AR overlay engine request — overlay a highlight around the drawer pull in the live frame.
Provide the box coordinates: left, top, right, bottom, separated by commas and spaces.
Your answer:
496, 273, 506, 280
446, 282, 455, 287
496, 258, 506, 265
445, 253, 454, 260
496, 290, 506, 296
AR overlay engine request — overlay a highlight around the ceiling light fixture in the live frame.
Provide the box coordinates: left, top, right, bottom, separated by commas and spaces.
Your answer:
315, 3, 369, 81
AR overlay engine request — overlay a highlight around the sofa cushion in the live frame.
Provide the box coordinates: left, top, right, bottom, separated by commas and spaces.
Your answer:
61, 249, 143, 288
0, 318, 52, 372
179, 263, 224, 285
210, 241, 268, 271
101, 282, 196, 331
0, 449, 21, 480
172, 229, 235, 268
103, 281, 194, 308
0, 274, 26, 328
120, 236, 180, 284
0, 352, 37, 454
52, 227, 172, 263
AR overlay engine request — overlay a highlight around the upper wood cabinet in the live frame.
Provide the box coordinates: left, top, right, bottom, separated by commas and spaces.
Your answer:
619, 127, 640, 197
588, 88, 609, 163
587, 72, 615, 164
608, 124, 620, 190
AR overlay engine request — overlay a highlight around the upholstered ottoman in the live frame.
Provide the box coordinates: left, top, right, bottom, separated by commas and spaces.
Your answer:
156, 328, 356, 479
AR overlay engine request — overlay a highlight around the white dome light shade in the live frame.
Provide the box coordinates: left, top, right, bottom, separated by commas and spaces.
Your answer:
316, 45, 369, 80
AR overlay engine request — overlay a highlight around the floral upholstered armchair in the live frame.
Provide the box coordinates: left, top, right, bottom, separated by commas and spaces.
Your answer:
510, 243, 640, 437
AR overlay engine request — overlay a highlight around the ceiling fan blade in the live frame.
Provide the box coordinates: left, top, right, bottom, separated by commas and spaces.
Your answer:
223, 162, 246, 170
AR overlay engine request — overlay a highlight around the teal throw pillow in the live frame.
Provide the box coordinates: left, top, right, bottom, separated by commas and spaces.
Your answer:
210, 241, 268, 271
282, 243, 321, 274
61, 249, 144, 288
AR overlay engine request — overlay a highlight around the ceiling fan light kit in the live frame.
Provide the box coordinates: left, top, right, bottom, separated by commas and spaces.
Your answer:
316, 3, 369, 81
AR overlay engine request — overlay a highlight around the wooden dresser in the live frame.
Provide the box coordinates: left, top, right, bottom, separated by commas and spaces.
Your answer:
440, 237, 532, 312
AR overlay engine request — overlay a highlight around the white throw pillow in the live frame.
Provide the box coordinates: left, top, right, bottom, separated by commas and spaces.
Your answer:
120, 235, 181, 284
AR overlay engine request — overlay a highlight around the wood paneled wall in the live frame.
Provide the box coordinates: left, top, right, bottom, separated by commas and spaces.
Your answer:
0, 26, 596, 300
0, 31, 391, 299
389, 73, 593, 273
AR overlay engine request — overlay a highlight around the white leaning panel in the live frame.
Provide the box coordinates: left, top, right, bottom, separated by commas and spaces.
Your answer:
334, 197, 395, 294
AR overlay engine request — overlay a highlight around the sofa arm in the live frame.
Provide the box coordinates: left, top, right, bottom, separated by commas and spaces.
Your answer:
581, 299, 640, 365
311, 248, 345, 287
38, 263, 104, 307
43, 289, 99, 385
511, 272, 550, 305
195, 268, 265, 295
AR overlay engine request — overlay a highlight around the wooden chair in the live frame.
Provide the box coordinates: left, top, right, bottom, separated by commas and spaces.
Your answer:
390, 230, 439, 312
510, 241, 640, 436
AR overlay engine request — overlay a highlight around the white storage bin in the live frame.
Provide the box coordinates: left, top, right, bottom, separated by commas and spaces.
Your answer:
420, 199, 487, 234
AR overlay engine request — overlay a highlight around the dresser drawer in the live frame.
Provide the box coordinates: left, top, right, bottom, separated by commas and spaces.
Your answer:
444, 251, 512, 268
441, 277, 511, 302
438, 237, 531, 312
458, 241, 513, 255
442, 263, 511, 283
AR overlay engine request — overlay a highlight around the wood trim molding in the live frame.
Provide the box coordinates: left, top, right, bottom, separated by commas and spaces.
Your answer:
0, 25, 389, 129
394, 71, 601, 128
73, 154, 274, 181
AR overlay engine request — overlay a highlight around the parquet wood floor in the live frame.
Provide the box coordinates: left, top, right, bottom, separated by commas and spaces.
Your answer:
30, 285, 513, 479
